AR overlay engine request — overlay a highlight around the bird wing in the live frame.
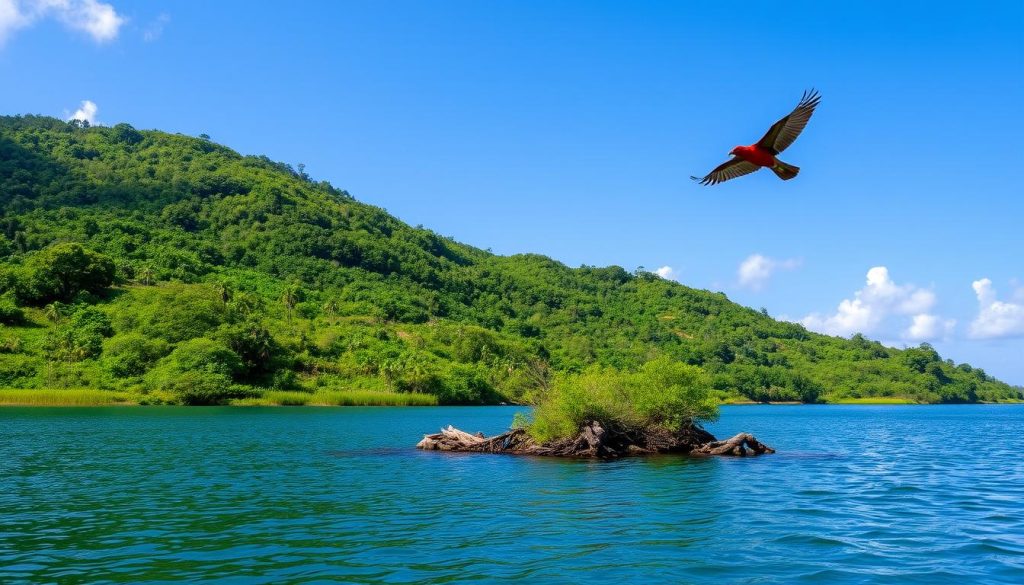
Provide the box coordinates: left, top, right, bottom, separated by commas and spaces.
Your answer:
691, 157, 761, 186
755, 89, 821, 155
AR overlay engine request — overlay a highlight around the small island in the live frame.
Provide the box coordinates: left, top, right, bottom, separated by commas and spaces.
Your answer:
418, 358, 774, 458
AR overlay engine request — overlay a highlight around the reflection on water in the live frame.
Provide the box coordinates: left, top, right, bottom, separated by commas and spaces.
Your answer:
1, 405, 1023, 584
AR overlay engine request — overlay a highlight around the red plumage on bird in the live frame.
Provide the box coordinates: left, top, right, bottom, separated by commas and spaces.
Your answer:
692, 89, 821, 186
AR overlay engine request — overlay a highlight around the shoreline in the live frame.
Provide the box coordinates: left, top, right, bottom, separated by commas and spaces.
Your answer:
0, 388, 439, 408
1, 390, 1020, 408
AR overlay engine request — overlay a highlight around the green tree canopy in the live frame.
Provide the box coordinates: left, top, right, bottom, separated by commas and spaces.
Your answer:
25, 243, 115, 304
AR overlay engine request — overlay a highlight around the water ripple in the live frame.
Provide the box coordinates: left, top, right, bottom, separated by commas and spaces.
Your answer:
1, 405, 1022, 584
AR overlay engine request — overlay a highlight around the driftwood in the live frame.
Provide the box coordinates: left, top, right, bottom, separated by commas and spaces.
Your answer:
690, 432, 774, 456
417, 421, 774, 459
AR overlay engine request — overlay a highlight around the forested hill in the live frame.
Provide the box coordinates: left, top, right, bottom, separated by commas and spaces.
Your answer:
0, 115, 1018, 405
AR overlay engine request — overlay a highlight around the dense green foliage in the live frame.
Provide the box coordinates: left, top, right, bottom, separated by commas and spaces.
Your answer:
527, 358, 718, 442
0, 115, 1019, 405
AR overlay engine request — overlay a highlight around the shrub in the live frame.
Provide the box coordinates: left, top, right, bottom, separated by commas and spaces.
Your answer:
68, 306, 113, 337
157, 338, 242, 378
215, 320, 282, 376
0, 354, 38, 385
0, 265, 24, 298
133, 285, 225, 343
44, 328, 101, 362
436, 364, 498, 405
270, 369, 298, 389
43, 307, 114, 362
0, 336, 22, 353
102, 333, 171, 377
0, 295, 24, 325
146, 338, 245, 403
160, 371, 252, 405
527, 357, 717, 443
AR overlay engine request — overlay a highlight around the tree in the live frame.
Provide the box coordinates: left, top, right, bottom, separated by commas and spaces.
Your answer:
111, 123, 143, 145
102, 333, 170, 377
135, 284, 225, 343
322, 299, 339, 318
380, 357, 404, 391
0, 295, 24, 325
280, 283, 303, 323
213, 281, 233, 307
26, 243, 115, 304
137, 266, 155, 286
146, 338, 246, 404
43, 307, 113, 362
156, 338, 242, 377
12, 232, 27, 253
43, 303, 65, 324
404, 357, 428, 390
228, 292, 263, 319
217, 320, 279, 377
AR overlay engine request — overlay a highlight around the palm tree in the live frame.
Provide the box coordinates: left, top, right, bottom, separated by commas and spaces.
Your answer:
43, 303, 63, 324
214, 281, 233, 307
138, 265, 155, 286
244, 321, 274, 364
280, 284, 302, 324
322, 299, 339, 319
380, 358, 405, 392
405, 357, 430, 393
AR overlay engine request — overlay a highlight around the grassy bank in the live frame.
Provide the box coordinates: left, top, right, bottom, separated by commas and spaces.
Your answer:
0, 388, 134, 406
1, 389, 1016, 407
0, 388, 439, 407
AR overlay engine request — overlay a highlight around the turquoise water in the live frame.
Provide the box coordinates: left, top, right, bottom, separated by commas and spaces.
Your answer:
2, 405, 1022, 584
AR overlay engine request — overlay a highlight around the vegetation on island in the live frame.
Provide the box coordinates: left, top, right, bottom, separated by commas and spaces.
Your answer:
0, 114, 1019, 407
524, 358, 718, 443
419, 361, 772, 457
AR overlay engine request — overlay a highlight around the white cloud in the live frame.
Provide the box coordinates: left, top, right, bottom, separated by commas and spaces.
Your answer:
655, 265, 680, 281
969, 278, 1024, 339
57, 0, 124, 42
142, 12, 168, 42
0, 0, 29, 45
0, 0, 124, 46
905, 313, 955, 342
737, 253, 800, 290
68, 99, 97, 124
800, 266, 944, 339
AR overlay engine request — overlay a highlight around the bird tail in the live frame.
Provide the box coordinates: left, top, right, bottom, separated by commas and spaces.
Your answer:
771, 160, 800, 180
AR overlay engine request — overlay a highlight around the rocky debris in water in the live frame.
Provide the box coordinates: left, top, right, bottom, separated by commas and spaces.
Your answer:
416, 421, 775, 459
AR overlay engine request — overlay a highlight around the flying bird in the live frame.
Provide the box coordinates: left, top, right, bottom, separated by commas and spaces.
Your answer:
691, 89, 821, 186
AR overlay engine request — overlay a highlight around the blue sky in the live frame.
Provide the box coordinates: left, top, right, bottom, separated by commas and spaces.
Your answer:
2, 1, 1023, 383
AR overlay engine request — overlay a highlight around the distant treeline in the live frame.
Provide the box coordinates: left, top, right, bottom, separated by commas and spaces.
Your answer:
0, 115, 1018, 405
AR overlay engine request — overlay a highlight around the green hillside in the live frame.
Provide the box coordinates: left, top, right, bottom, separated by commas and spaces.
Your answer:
0, 115, 1018, 405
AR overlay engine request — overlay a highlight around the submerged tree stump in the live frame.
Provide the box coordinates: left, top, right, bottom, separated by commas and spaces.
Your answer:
416, 421, 774, 459
690, 432, 774, 456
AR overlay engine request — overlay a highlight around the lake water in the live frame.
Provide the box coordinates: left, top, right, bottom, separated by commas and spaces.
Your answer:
1, 405, 1022, 584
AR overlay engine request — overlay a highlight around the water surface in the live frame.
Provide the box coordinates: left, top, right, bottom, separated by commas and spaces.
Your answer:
2, 405, 1022, 583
